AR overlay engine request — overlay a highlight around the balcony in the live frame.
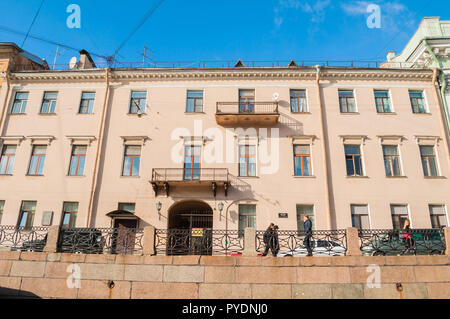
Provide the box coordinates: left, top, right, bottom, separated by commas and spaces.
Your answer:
215, 102, 279, 126
151, 168, 230, 197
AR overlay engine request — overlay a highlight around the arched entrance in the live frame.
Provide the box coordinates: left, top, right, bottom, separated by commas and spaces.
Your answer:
167, 200, 213, 255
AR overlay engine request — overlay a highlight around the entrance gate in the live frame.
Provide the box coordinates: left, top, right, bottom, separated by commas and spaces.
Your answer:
167, 201, 213, 255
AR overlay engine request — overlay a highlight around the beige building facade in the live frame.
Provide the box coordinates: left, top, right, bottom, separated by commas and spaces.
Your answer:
0, 49, 449, 233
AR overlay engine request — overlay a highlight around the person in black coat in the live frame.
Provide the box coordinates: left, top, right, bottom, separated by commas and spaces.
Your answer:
262, 223, 278, 257
303, 215, 313, 256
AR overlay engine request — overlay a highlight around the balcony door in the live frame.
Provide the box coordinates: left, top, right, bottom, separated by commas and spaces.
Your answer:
239, 89, 255, 113
184, 145, 201, 180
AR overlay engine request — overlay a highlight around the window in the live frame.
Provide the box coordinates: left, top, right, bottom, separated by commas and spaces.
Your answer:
68, 145, 87, 176
186, 90, 203, 113
61, 202, 78, 228
239, 89, 255, 113
419, 145, 438, 177
239, 145, 256, 177
79, 92, 95, 114
429, 205, 447, 228
390, 205, 409, 230
290, 89, 307, 112
293, 145, 311, 176
0, 145, 16, 175
374, 90, 392, 113
345, 145, 363, 176
17, 201, 36, 230
339, 90, 356, 113
0, 200, 4, 224
28, 145, 46, 175
122, 146, 141, 176
383, 145, 401, 176
238, 204, 256, 236
296, 205, 314, 232
184, 145, 201, 180
409, 91, 427, 113
40, 92, 58, 114
129, 91, 146, 114
118, 203, 135, 213
11, 92, 28, 114
351, 205, 370, 230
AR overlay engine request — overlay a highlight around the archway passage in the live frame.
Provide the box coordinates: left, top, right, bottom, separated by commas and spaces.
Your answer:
167, 200, 213, 255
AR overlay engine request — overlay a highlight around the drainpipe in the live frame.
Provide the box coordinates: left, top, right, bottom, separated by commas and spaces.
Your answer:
423, 40, 450, 155
315, 66, 334, 230
0, 71, 11, 137
86, 68, 111, 227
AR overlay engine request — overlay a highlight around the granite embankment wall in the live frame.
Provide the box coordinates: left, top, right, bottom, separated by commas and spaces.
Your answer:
0, 251, 449, 299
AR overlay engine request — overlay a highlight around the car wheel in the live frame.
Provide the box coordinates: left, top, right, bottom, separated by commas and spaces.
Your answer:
430, 250, 442, 255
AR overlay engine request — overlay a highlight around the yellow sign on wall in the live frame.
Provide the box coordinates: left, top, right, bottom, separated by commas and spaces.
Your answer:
191, 228, 204, 237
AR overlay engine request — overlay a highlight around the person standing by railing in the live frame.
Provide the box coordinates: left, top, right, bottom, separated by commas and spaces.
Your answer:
401, 219, 415, 255
303, 215, 313, 256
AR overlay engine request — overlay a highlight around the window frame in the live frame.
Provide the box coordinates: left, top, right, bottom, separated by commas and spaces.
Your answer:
27, 145, 47, 176
122, 145, 141, 177
60, 202, 78, 228
419, 145, 439, 177
344, 144, 364, 176
0, 200, 4, 224
183, 145, 201, 181
238, 89, 255, 113
429, 204, 448, 228
78, 91, 96, 114
128, 91, 147, 114
382, 145, 402, 177
390, 204, 410, 230
293, 144, 311, 176
374, 90, 393, 113
290, 89, 308, 113
11, 91, 29, 114
186, 90, 204, 113
0, 145, 16, 175
238, 144, 257, 177
409, 90, 428, 114
350, 204, 371, 230
68, 145, 87, 176
17, 201, 36, 230
238, 204, 256, 236
296, 204, 315, 232
40, 91, 58, 114
338, 89, 357, 113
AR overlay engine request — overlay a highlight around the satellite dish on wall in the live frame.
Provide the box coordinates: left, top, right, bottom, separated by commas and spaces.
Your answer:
272, 92, 279, 101
69, 56, 78, 69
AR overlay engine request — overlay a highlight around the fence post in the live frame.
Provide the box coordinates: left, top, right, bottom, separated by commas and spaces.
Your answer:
345, 227, 362, 256
43, 225, 61, 253
143, 225, 156, 255
444, 227, 450, 256
243, 227, 257, 257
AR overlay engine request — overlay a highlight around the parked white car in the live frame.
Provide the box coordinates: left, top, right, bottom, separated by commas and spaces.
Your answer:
277, 239, 346, 257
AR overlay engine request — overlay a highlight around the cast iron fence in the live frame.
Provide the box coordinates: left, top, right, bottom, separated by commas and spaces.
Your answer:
216, 101, 279, 114
255, 229, 348, 256
57, 227, 144, 255
358, 228, 446, 256
154, 229, 244, 256
0, 225, 49, 252
152, 168, 229, 182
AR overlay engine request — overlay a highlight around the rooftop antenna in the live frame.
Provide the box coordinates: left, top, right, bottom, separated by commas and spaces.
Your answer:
52, 45, 66, 70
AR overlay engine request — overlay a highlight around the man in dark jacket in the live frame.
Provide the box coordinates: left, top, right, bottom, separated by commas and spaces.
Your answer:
303, 215, 313, 256
262, 223, 278, 256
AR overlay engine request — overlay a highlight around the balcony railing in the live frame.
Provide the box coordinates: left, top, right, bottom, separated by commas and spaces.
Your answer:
151, 168, 229, 182
0, 225, 49, 252
57, 227, 144, 255
255, 229, 347, 257
216, 101, 279, 114
358, 228, 446, 256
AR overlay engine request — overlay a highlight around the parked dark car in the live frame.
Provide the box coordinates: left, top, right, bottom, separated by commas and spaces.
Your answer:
11, 234, 48, 252
58, 228, 105, 254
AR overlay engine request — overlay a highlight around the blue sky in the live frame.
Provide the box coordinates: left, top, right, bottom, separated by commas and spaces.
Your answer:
0, 0, 448, 66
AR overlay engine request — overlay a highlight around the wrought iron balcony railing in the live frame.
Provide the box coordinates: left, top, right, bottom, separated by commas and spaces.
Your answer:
216, 101, 279, 114
358, 228, 446, 256
151, 168, 229, 182
255, 229, 347, 257
57, 227, 144, 255
0, 225, 49, 252
155, 228, 244, 256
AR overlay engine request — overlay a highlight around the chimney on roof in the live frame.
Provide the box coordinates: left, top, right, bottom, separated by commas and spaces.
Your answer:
386, 51, 396, 62
78, 50, 96, 69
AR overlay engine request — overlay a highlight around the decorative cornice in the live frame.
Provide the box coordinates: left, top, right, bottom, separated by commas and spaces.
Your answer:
8, 67, 434, 83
